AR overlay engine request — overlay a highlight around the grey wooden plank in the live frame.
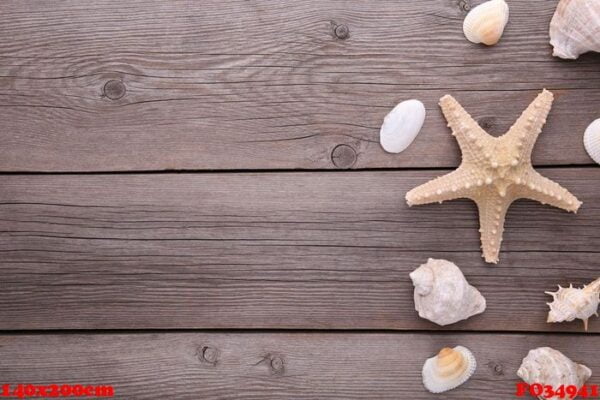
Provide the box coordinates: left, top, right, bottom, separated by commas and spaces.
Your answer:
1, 169, 598, 331
0, 332, 599, 399
1, 0, 599, 171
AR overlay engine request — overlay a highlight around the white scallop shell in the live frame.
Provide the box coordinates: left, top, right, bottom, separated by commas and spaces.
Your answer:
422, 346, 477, 393
410, 258, 486, 326
379, 99, 426, 153
517, 347, 592, 400
584, 119, 600, 165
546, 278, 600, 331
550, 0, 600, 59
463, 0, 510, 46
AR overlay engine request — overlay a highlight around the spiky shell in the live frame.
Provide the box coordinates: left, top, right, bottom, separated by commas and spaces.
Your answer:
463, 0, 510, 46
546, 278, 600, 331
550, 0, 600, 59
422, 346, 477, 393
584, 119, 600, 165
409, 259, 486, 326
517, 347, 592, 400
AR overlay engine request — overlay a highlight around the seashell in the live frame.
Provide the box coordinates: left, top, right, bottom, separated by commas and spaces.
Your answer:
546, 277, 600, 331
422, 346, 477, 393
463, 0, 510, 46
584, 119, 600, 165
550, 0, 600, 59
517, 347, 592, 399
379, 99, 426, 153
410, 258, 486, 326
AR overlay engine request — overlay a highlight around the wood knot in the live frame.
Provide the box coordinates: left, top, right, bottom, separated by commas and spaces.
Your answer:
331, 144, 357, 169
255, 353, 285, 375
458, 0, 471, 12
198, 345, 219, 366
334, 24, 350, 40
269, 356, 285, 375
487, 361, 504, 375
103, 80, 126, 100
478, 116, 496, 132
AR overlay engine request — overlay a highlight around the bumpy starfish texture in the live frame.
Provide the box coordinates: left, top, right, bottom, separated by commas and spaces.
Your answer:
406, 89, 582, 263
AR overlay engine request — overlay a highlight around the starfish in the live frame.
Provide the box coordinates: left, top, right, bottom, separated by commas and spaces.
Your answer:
406, 89, 582, 264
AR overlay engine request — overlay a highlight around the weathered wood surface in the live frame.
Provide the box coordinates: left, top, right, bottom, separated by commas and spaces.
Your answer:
1, 332, 598, 399
1, 169, 598, 331
1, 0, 600, 171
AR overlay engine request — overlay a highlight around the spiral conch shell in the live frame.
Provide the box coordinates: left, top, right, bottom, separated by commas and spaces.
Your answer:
518, 347, 592, 400
546, 277, 600, 331
463, 0, 509, 46
410, 258, 486, 326
422, 346, 477, 393
550, 0, 600, 59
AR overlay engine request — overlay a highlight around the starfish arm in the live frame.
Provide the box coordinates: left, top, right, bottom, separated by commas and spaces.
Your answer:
505, 89, 554, 160
406, 168, 476, 206
518, 170, 582, 212
439, 95, 493, 164
474, 191, 513, 264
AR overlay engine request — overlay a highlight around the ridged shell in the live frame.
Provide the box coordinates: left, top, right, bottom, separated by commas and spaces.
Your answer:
550, 0, 600, 59
463, 0, 509, 46
422, 346, 477, 393
379, 99, 426, 153
584, 119, 600, 165
546, 278, 600, 331
410, 258, 486, 326
517, 347, 592, 400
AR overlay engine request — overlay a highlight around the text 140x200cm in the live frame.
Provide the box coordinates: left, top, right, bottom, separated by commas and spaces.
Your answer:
1, 384, 114, 398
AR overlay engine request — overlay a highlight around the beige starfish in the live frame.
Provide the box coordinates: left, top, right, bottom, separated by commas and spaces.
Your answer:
406, 89, 582, 263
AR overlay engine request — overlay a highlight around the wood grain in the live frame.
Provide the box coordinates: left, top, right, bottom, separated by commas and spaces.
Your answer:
1, 0, 599, 171
1, 332, 599, 399
1, 169, 598, 331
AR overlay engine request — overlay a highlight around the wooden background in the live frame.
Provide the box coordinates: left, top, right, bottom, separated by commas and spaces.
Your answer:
0, 0, 598, 398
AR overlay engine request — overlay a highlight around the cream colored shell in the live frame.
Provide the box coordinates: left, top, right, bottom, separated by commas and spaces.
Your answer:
463, 0, 509, 46
546, 278, 600, 331
379, 99, 426, 154
422, 346, 477, 393
517, 347, 592, 400
550, 0, 600, 59
584, 119, 600, 165
406, 90, 582, 263
410, 258, 486, 326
